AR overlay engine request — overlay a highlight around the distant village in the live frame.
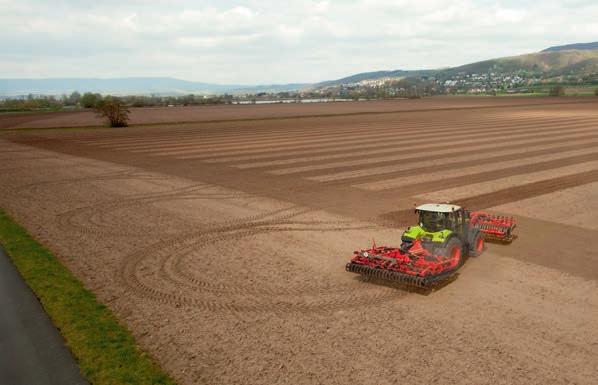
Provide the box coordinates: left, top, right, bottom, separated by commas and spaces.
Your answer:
302, 71, 597, 99
244, 70, 598, 101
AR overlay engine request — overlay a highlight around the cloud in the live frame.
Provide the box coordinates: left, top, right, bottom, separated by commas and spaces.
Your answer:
0, 0, 597, 83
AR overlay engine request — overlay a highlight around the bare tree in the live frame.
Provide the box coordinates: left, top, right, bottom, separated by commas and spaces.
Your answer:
94, 96, 130, 127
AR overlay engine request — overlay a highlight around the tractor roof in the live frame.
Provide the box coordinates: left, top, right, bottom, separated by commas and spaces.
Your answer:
416, 203, 462, 213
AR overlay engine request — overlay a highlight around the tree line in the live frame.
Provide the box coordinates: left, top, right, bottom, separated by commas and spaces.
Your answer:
0, 91, 235, 112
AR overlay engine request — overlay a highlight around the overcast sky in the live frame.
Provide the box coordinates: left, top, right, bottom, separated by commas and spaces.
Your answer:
1, 0, 597, 84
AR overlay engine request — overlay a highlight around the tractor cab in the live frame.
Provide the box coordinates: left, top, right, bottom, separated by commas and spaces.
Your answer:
399, 203, 483, 269
417, 203, 465, 234
402, 203, 466, 245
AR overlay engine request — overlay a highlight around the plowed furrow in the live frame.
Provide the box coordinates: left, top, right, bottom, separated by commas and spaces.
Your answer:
74, 110, 585, 147
98, 114, 592, 152
392, 151, 598, 197
311, 138, 598, 185
453, 169, 598, 210
270, 129, 598, 176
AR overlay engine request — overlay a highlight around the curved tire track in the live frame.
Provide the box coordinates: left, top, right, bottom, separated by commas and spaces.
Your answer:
121, 207, 395, 314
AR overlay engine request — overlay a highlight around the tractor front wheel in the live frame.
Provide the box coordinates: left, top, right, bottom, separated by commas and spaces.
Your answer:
440, 237, 463, 268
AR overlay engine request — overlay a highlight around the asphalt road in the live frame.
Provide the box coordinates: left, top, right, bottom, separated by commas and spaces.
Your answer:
0, 247, 88, 385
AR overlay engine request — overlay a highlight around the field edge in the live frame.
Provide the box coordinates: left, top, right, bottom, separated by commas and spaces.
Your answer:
0, 208, 177, 385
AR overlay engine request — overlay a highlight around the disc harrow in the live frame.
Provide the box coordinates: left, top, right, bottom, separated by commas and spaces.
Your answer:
345, 240, 461, 288
469, 211, 516, 242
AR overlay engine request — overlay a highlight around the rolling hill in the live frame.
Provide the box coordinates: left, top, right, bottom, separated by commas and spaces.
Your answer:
442, 49, 598, 77
542, 41, 598, 52
0, 77, 308, 97
315, 44, 598, 89
316, 70, 412, 87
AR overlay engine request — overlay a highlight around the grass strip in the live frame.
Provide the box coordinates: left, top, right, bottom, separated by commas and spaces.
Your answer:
0, 209, 177, 385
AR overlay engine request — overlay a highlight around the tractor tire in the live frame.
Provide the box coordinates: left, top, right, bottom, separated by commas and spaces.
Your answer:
469, 230, 485, 257
439, 237, 464, 267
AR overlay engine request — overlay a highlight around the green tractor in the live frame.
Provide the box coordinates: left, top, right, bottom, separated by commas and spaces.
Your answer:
346, 203, 516, 287
400, 203, 485, 264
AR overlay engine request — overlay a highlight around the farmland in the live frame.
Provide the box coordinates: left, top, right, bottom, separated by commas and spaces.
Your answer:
1, 97, 597, 385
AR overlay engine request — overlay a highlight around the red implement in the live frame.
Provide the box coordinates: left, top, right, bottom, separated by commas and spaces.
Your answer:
345, 239, 461, 287
469, 211, 516, 242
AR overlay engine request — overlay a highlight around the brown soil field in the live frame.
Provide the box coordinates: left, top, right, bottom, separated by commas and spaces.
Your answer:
0, 96, 595, 130
1, 97, 597, 385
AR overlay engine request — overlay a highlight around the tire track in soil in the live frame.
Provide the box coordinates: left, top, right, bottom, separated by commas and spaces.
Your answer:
15, 169, 166, 201
55, 183, 245, 238
35, 169, 380, 315
163, 224, 366, 297
121, 206, 399, 315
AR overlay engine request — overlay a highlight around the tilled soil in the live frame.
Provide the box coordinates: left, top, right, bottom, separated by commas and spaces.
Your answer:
1, 96, 594, 130
1, 97, 597, 384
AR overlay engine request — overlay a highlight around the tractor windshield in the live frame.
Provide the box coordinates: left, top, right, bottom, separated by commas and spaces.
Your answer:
419, 211, 446, 232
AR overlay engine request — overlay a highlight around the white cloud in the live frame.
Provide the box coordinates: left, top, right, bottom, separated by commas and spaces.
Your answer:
0, 0, 597, 83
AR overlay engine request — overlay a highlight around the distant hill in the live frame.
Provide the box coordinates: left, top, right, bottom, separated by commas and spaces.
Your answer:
315, 46, 598, 89
0, 77, 308, 97
316, 70, 413, 88
542, 42, 598, 52
442, 49, 598, 76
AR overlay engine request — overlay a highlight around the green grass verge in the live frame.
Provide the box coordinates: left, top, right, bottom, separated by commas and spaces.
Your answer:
0, 209, 177, 385
0, 107, 64, 114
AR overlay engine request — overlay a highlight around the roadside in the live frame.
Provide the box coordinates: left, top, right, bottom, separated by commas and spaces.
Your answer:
0, 246, 88, 385
0, 209, 176, 385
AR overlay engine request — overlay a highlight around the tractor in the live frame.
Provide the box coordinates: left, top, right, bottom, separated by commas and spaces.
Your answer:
346, 203, 516, 287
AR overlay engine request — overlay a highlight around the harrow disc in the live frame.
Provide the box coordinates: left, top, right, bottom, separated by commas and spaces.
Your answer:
346, 262, 429, 287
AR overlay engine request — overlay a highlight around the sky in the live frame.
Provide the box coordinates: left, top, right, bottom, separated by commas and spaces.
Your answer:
1, 0, 597, 84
